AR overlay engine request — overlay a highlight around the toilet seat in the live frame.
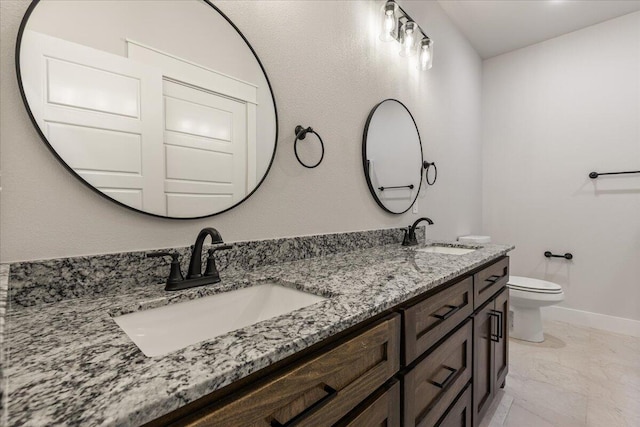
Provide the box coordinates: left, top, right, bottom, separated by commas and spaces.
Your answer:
507, 275, 563, 294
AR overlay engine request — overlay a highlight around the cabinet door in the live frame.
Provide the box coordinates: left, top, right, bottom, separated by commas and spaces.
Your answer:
493, 288, 509, 389
473, 302, 495, 427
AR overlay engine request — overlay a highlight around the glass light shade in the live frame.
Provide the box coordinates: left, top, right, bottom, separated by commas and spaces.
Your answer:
399, 21, 417, 57
379, 1, 396, 42
419, 38, 433, 70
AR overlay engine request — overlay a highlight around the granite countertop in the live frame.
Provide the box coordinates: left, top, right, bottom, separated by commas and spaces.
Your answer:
5, 241, 513, 426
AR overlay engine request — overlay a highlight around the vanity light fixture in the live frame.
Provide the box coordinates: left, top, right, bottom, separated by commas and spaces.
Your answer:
379, 0, 433, 70
419, 38, 433, 70
380, 1, 397, 42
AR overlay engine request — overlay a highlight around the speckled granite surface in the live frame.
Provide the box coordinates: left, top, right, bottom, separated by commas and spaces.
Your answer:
9, 228, 408, 308
1, 264, 8, 427
5, 239, 513, 426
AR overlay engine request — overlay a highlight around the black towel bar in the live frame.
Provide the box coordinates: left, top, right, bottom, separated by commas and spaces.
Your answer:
378, 184, 414, 191
589, 170, 640, 179
544, 251, 573, 260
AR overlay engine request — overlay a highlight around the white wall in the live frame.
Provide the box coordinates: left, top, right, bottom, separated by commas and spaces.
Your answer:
0, 0, 483, 262
483, 12, 640, 321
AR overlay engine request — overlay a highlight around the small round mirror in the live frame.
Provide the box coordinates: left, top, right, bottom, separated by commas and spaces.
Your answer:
362, 99, 423, 214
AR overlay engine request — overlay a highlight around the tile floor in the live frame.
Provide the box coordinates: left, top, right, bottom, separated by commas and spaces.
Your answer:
480, 320, 640, 427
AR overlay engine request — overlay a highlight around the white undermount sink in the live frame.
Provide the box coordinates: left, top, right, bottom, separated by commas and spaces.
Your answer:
416, 245, 477, 255
113, 283, 328, 357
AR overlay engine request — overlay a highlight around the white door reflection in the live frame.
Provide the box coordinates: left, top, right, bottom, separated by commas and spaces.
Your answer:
21, 30, 257, 217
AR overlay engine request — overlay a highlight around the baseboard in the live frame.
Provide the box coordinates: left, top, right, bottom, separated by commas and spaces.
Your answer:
542, 306, 640, 338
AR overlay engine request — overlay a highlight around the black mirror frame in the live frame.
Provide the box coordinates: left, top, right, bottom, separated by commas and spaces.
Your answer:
362, 99, 424, 215
15, 0, 278, 220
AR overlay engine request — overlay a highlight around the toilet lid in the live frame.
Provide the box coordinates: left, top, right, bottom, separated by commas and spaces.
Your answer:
507, 275, 563, 294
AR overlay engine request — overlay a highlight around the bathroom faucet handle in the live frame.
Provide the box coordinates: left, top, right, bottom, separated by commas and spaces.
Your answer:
204, 245, 233, 279
146, 251, 184, 285
402, 226, 418, 246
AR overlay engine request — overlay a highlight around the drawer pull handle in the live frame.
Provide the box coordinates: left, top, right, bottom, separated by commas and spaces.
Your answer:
489, 310, 503, 342
486, 274, 502, 284
270, 384, 337, 427
432, 304, 461, 321
428, 365, 458, 389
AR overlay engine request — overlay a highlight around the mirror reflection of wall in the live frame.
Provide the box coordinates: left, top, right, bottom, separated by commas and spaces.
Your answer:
363, 99, 423, 214
19, 0, 277, 218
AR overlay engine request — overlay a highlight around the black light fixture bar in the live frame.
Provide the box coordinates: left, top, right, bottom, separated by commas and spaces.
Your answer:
389, 0, 429, 43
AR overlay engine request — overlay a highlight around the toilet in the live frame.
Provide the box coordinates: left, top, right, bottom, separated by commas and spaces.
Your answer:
457, 236, 565, 343
507, 276, 564, 343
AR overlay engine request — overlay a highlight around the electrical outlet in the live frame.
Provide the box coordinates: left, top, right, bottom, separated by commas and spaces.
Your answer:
412, 203, 418, 214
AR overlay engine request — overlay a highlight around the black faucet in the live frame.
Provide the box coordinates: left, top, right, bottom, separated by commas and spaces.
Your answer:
402, 217, 434, 246
147, 227, 232, 291
187, 227, 223, 279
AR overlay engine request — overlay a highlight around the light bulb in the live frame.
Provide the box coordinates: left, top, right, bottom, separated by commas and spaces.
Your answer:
379, 1, 396, 42
419, 38, 433, 70
399, 21, 417, 57
384, 13, 394, 33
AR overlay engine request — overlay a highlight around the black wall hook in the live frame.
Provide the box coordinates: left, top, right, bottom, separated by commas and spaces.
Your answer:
423, 161, 437, 185
294, 125, 324, 168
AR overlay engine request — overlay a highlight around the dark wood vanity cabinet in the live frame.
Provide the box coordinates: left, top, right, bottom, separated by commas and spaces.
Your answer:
152, 257, 509, 427
172, 314, 401, 427
402, 320, 473, 427
402, 256, 509, 427
472, 288, 509, 427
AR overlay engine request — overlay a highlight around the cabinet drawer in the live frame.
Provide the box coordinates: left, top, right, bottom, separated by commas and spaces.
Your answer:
437, 385, 472, 427
473, 257, 509, 309
403, 319, 473, 427
180, 314, 401, 427
402, 277, 473, 365
335, 379, 400, 427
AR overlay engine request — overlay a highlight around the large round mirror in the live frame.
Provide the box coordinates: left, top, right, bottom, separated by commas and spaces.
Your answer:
362, 99, 423, 214
17, 0, 277, 219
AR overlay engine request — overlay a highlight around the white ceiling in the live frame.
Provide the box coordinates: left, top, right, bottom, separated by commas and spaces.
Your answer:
437, 0, 640, 59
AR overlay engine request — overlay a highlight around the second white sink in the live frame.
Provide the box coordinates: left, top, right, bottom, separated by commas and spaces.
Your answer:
416, 245, 477, 255
113, 283, 328, 357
